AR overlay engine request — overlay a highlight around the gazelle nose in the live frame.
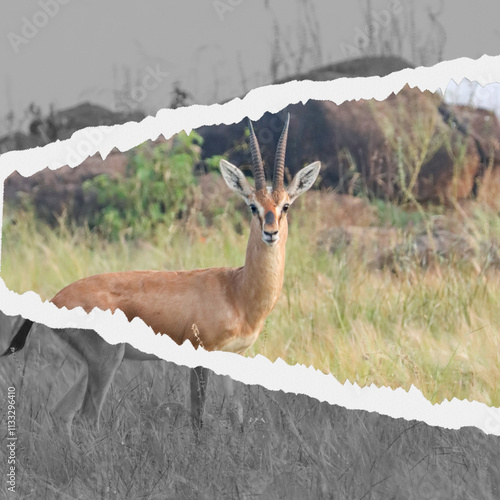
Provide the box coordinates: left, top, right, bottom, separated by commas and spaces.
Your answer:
263, 211, 279, 244
262, 229, 279, 245
264, 229, 278, 238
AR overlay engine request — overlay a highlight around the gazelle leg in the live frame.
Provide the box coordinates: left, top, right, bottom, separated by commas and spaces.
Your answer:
222, 375, 244, 432
79, 342, 126, 429
50, 368, 88, 436
190, 366, 209, 433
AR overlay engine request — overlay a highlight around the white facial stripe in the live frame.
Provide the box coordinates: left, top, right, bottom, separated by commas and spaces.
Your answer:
253, 200, 265, 218
277, 199, 291, 218
247, 199, 265, 218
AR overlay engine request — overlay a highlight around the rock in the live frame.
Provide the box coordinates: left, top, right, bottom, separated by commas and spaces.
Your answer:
318, 226, 401, 260
4, 152, 128, 224
318, 221, 495, 273
198, 86, 482, 204
448, 105, 500, 209
371, 229, 476, 270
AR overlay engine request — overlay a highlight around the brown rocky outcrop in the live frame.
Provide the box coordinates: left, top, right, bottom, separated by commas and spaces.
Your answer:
447, 105, 500, 208
199, 86, 483, 204
4, 152, 128, 223
4, 56, 500, 219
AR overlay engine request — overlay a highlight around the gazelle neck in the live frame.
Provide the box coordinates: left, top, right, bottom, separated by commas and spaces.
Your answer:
237, 216, 288, 329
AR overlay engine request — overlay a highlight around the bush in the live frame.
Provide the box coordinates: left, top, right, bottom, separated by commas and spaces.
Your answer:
82, 132, 203, 240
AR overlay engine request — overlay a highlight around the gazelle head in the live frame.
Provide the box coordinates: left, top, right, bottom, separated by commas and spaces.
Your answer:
220, 114, 321, 247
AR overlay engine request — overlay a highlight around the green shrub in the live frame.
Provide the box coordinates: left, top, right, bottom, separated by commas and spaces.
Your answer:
82, 131, 202, 239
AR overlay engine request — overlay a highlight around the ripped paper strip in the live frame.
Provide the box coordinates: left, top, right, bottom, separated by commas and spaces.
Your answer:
1, 55, 500, 436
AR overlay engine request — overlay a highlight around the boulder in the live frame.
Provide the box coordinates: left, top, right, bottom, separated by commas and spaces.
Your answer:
198, 86, 482, 204
447, 105, 500, 208
4, 152, 128, 224
371, 229, 476, 270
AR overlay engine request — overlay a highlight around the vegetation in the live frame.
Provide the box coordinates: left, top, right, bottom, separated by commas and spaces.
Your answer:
2, 136, 500, 407
2, 134, 500, 497
1, 339, 498, 498
82, 132, 203, 240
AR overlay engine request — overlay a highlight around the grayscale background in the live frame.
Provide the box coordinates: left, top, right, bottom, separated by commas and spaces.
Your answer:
1, 0, 499, 137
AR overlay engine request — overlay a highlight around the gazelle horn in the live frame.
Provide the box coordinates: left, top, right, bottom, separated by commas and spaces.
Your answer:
272, 113, 290, 191
247, 119, 266, 192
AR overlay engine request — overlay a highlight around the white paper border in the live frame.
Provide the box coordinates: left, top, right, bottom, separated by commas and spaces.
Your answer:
1, 55, 500, 436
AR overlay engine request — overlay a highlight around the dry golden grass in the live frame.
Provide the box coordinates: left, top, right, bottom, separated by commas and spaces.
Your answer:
2, 196, 500, 498
2, 196, 500, 407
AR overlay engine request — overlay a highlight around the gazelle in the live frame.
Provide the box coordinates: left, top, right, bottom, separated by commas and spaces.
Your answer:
2, 114, 320, 435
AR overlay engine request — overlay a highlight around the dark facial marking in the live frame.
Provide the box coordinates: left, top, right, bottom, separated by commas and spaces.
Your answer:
265, 211, 276, 225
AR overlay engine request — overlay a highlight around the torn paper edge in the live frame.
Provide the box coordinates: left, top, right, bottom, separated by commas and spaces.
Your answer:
1, 54, 500, 437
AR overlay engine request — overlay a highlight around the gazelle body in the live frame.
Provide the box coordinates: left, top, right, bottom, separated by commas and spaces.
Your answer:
2, 115, 320, 435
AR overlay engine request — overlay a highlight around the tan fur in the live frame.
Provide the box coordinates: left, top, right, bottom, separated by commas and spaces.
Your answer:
51, 204, 288, 354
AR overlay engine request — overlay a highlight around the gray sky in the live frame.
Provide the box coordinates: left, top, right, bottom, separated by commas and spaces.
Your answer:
1, 0, 500, 133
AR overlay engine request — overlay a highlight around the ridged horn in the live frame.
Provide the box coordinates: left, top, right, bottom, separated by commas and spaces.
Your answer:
272, 113, 290, 191
247, 119, 266, 191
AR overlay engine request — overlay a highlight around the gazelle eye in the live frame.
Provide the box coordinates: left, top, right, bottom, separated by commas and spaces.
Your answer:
282, 204, 290, 214
249, 204, 258, 215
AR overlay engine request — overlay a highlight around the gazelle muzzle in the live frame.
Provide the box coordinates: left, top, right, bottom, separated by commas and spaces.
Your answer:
262, 229, 279, 245
262, 210, 279, 245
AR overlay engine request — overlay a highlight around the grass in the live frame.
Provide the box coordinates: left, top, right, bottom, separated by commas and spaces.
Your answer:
2, 105, 499, 496
2, 192, 500, 497
2, 195, 500, 408
1, 320, 499, 498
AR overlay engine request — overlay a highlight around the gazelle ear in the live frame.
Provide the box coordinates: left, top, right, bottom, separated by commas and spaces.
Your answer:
286, 161, 321, 202
220, 159, 254, 200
